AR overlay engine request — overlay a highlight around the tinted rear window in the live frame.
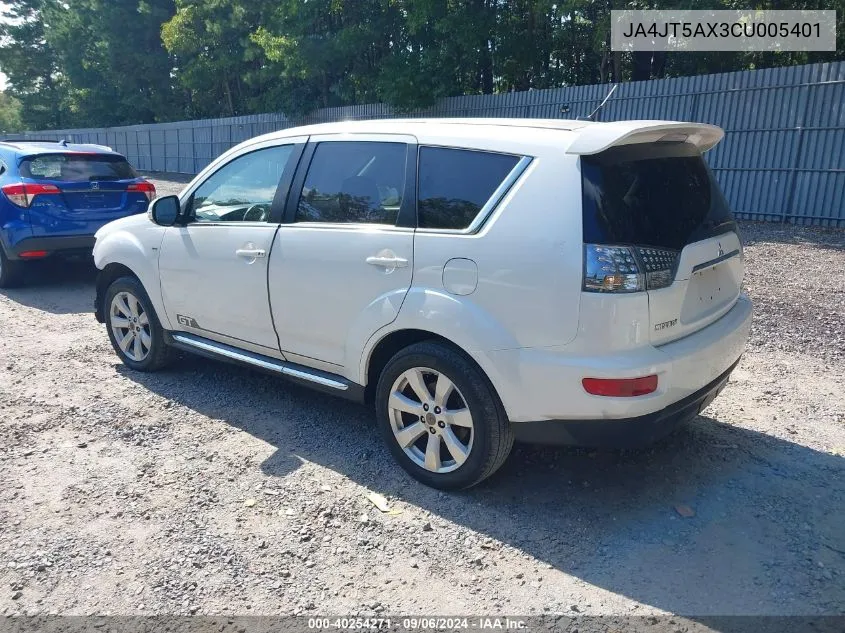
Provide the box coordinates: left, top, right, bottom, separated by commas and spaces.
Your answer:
418, 147, 520, 230
581, 143, 735, 250
297, 141, 407, 225
21, 154, 137, 182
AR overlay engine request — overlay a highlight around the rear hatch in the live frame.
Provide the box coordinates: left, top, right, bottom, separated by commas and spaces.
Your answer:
580, 140, 743, 345
19, 153, 151, 237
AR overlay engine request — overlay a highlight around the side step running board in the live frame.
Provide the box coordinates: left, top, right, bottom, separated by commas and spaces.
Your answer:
167, 332, 365, 402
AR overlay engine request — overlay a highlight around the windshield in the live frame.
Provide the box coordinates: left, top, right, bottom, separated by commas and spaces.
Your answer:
20, 154, 137, 182
581, 143, 735, 250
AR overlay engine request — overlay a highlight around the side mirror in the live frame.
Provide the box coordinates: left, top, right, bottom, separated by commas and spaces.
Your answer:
149, 195, 181, 226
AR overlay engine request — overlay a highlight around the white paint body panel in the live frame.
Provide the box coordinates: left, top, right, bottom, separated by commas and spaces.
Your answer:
93, 214, 171, 328
270, 224, 414, 369
477, 294, 751, 422
94, 117, 751, 431
158, 223, 280, 352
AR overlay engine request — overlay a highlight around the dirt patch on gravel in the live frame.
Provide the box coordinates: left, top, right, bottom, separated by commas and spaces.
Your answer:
1, 184, 843, 621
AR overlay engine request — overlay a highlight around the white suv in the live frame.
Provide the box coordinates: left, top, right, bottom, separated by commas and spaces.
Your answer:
93, 118, 752, 489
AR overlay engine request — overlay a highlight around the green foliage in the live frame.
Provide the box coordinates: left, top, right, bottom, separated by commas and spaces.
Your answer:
1, 0, 179, 129
0, 0, 842, 130
0, 92, 23, 132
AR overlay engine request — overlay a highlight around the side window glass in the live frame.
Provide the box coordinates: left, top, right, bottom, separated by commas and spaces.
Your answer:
190, 145, 293, 223
296, 141, 406, 225
418, 147, 520, 230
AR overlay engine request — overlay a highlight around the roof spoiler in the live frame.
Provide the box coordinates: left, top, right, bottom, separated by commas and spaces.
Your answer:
565, 121, 724, 155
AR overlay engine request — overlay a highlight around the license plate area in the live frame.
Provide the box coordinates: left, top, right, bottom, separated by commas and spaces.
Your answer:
681, 264, 739, 325
692, 267, 728, 305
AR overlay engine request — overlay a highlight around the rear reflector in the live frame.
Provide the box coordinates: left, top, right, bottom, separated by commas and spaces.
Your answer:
19, 250, 48, 259
582, 375, 658, 397
127, 181, 156, 202
1, 183, 60, 208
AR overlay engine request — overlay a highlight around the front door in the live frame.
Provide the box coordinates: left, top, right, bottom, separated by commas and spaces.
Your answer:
158, 140, 303, 354
269, 135, 416, 370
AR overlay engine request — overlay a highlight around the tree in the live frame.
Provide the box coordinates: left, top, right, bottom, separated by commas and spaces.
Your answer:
0, 92, 23, 132
0, 0, 183, 129
0, 0, 70, 129
51, 0, 183, 126
162, 0, 276, 118
3, 0, 844, 129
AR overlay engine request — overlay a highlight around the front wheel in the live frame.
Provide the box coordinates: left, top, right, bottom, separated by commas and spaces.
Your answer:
104, 276, 172, 371
375, 341, 514, 489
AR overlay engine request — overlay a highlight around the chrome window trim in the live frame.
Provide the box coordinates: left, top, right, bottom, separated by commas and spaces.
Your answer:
277, 222, 415, 233
416, 154, 533, 235
174, 221, 276, 229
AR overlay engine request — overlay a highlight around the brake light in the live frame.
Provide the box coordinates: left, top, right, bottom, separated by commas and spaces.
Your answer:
1, 183, 60, 208
583, 244, 679, 293
127, 181, 156, 202
582, 375, 658, 397
19, 250, 48, 259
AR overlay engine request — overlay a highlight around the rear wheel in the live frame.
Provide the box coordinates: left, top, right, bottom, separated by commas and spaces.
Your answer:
104, 276, 172, 371
0, 248, 22, 288
375, 341, 514, 489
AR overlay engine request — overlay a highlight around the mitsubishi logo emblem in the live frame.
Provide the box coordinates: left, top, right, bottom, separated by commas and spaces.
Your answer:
91, 181, 100, 190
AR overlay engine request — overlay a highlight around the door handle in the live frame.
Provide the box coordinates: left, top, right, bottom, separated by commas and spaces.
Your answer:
366, 255, 408, 268
236, 248, 266, 259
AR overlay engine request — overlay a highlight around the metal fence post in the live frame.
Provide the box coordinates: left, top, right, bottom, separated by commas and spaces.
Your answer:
782, 84, 813, 224
190, 124, 197, 174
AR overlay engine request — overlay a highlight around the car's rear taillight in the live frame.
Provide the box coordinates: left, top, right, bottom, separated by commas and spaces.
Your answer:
1, 183, 60, 208
583, 244, 679, 293
634, 246, 679, 290
582, 375, 658, 397
128, 181, 156, 202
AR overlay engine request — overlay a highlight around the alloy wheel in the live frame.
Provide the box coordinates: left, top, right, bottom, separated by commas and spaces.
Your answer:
109, 291, 151, 362
387, 367, 474, 474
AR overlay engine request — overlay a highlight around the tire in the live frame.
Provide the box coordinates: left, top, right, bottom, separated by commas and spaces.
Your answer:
375, 341, 514, 490
103, 276, 172, 371
0, 248, 22, 288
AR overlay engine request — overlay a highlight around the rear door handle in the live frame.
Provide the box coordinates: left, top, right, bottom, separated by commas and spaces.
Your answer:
236, 248, 266, 259
366, 255, 408, 268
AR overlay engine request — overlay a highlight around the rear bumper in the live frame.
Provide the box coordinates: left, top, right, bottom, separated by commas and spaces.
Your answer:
512, 357, 738, 447
7, 235, 96, 260
475, 293, 751, 433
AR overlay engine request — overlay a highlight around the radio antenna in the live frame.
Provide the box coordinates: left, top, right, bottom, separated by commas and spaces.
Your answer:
584, 84, 618, 122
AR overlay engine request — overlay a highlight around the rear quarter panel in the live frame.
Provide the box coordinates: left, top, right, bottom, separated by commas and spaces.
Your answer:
356, 141, 585, 385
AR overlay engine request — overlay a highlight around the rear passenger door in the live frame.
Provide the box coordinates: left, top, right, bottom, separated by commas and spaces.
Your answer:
269, 135, 416, 371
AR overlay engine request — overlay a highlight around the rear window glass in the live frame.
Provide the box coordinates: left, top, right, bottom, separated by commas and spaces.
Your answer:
297, 141, 407, 225
418, 147, 520, 230
21, 154, 137, 182
581, 143, 735, 250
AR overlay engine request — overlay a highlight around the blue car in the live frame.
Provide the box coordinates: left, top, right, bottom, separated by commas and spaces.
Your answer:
0, 139, 155, 287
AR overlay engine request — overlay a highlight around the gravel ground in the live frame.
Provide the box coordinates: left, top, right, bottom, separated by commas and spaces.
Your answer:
0, 175, 843, 625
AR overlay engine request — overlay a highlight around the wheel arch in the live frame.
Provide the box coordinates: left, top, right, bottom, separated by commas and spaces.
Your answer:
95, 263, 141, 323
363, 328, 499, 407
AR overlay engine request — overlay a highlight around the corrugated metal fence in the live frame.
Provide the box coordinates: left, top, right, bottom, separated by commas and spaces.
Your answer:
11, 61, 845, 226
